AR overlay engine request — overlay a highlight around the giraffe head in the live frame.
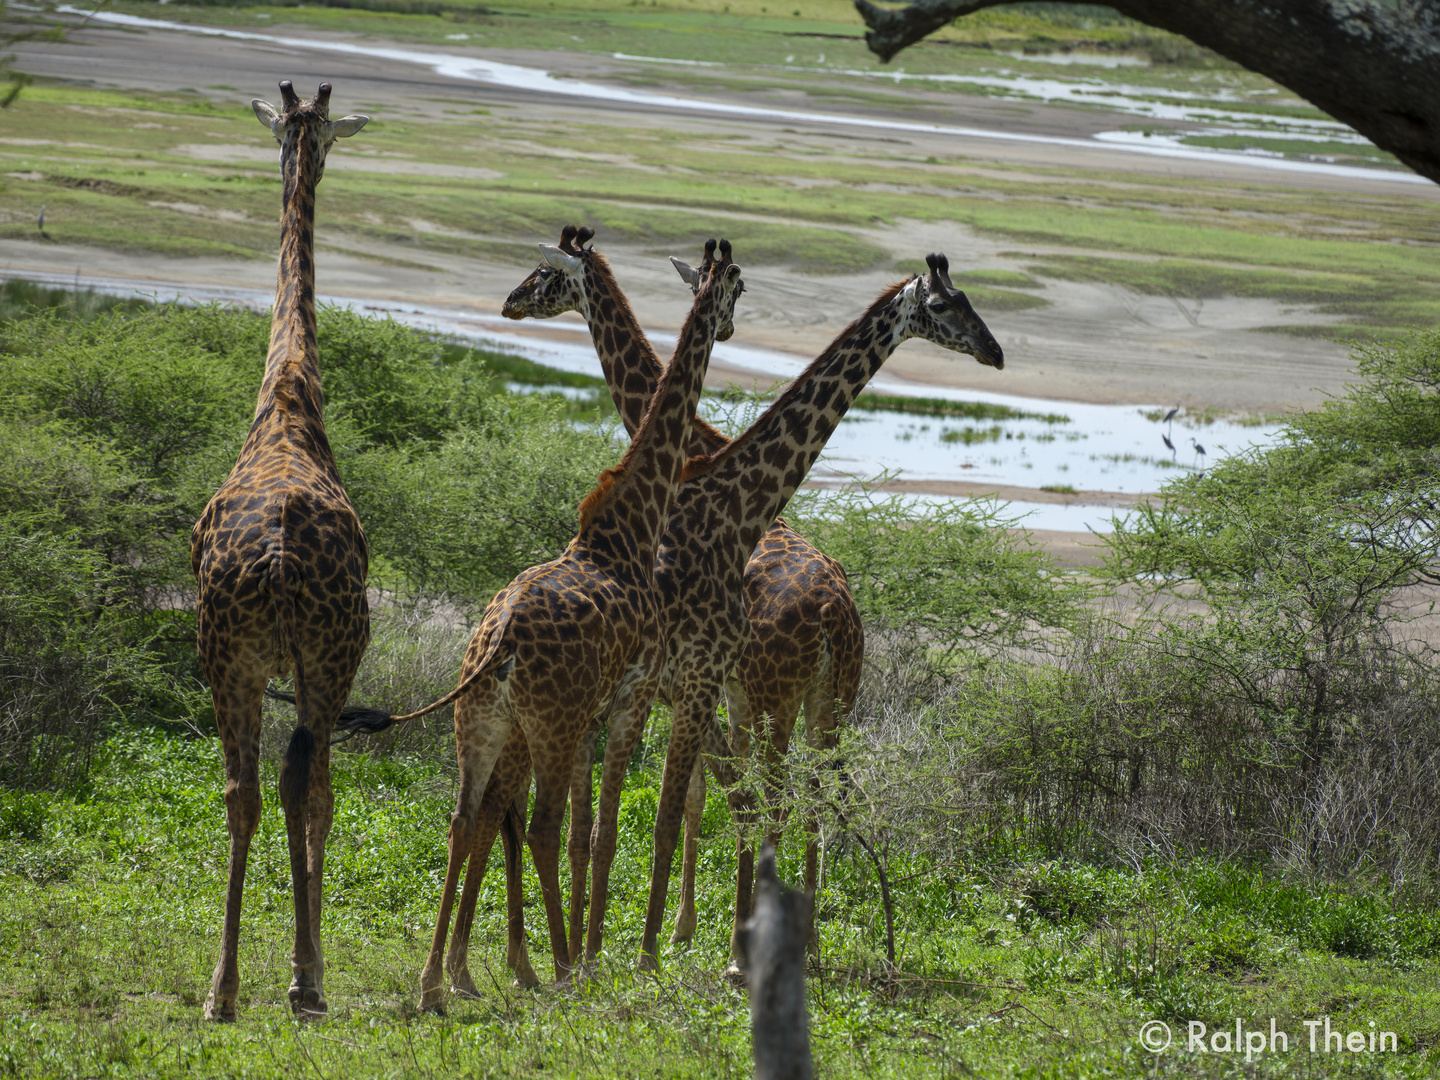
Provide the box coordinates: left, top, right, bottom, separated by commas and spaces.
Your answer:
503, 226, 742, 341
251, 81, 368, 183
501, 224, 592, 321
669, 242, 744, 342
899, 254, 1005, 369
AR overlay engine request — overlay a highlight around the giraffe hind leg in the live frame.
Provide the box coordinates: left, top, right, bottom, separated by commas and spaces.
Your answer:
205, 675, 266, 1023
567, 729, 596, 967
447, 729, 534, 997
420, 688, 513, 1014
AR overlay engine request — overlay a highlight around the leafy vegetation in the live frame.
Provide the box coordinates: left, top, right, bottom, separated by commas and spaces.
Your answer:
3, 286, 1440, 1075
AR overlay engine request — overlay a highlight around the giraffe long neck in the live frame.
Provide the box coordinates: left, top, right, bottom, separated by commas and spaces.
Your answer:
248, 128, 335, 469
699, 281, 914, 553
573, 267, 729, 570
581, 253, 729, 457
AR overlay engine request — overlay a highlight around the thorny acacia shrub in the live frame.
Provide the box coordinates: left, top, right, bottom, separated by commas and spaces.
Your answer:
788, 483, 1086, 656
785, 624, 1440, 903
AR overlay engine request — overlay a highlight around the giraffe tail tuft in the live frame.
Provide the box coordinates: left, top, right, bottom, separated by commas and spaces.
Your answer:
331, 703, 401, 742
264, 684, 395, 743
281, 725, 316, 812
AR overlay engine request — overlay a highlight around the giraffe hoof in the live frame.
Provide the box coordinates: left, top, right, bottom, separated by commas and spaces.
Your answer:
636, 952, 660, 974
448, 971, 482, 1001
722, 962, 748, 988
288, 985, 327, 1020
419, 989, 447, 1015
203, 998, 236, 1024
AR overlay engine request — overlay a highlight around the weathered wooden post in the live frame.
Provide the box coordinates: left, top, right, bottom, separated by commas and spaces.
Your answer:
738, 841, 814, 1080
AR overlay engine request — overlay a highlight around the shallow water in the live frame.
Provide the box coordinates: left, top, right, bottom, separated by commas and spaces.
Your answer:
6, 267, 1280, 531
478, 314, 1276, 507
1002, 52, 1149, 68
57, 7, 1424, 186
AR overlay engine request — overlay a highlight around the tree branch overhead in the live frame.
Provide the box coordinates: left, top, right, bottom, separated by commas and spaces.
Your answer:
854, 0, 1440, 185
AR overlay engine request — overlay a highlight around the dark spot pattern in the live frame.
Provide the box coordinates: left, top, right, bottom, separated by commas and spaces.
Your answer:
191, 80, 369, 1025
418, 241, 741, 1001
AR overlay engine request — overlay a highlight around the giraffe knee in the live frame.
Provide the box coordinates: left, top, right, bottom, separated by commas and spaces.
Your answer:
224, 776, 262, 837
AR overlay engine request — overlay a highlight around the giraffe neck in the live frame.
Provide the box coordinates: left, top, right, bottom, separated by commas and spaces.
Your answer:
581, 252, 729, 456
699, 279, 917, 553
572, 267, 729, 571
250, 127, 333, 466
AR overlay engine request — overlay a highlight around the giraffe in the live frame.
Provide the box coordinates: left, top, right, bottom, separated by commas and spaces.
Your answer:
335, 240, 744, 1009
505, 241, 1003, 973
639, 252, 1002, 971
189, 80, 368, 1022
500, 226, 863, 958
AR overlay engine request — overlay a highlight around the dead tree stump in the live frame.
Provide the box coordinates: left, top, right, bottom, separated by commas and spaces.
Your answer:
738, 841, 814, 1080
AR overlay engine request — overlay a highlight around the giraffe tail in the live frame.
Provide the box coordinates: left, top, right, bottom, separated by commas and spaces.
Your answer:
321, 610, 518, 743
268, 526, 315, 838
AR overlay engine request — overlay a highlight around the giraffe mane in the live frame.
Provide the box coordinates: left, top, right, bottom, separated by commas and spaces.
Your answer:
694, 277, 914, 473
583, 249, 730, 452
576, 465, 621, 534
680, 453, 714, 482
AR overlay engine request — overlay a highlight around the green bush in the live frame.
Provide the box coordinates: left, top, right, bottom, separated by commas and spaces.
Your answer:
346, 400, 621, 610
788, 482, 1086, 658
0, 525, 166, 787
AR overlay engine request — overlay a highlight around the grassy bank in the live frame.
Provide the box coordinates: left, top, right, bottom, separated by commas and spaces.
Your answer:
2, 7, 1438, 337
4, 696, 1440, 1078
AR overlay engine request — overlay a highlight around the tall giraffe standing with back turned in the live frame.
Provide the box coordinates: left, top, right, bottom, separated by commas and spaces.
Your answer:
333, 241, 746, 1007
501, 225, 863, 956
190, 81, 368, 1022
505, 237, 1004, 973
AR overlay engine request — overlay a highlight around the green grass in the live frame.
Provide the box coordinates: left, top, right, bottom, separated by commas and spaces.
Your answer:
850, 393, 1069, 424
4, 64, 1436, 336
2, 727, 1438, 1077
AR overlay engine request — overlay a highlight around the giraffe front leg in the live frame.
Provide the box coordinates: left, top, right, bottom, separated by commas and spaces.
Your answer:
585, 699, 649, 965
638, 687, 722, 969
206, 689, 264, 1023
670, 760, 705, 945
722, 682, 759, 977
525, 770, 573, 984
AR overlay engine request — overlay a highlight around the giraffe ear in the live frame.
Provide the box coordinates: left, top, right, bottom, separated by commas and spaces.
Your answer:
669, 256, 700, 290
327, 115, 369, 140
251, 99, 283, 137
724, 263, 743, 284
539, 244, 582, 274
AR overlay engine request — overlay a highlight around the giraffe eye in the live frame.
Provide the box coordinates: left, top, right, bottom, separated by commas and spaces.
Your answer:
928, 298, 946, 311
